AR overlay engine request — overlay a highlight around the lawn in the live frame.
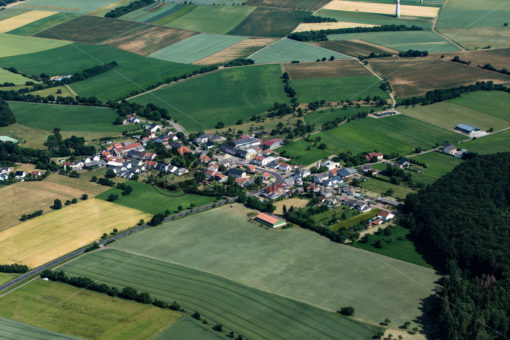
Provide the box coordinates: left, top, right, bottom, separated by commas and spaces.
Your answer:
0, 43, 199, 101
7, 12, 78, 36
0, 279, 181, 340
153, 317, 226, 340
228, 7, 311, 37
273, 198, 309, 214
0, 198, 150, 268
0, 316, 75, 340
161, 5, 256, 34
400, 91, 510, 131
409, 151, 462, 186
250, 38, 350, 64
131, 64, 288, 131
246, 0, 329, 11
0, 68, 33, 85
0, 33, 70, 58
360, 177, 415, 199
101, 204, 438, 327
329, 30, 462, 52
15, 0, 122, 14
61, 248, 382, 339
316, 9, 433, 29
9, 101, 135, 132
149, 33, 247, 64
290, 75, 389, 103
462, 129, 510, 155
96, 180, 216, 215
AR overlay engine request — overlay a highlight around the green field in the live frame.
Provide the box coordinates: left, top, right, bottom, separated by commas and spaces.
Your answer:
0, 273, 19, 286
281, 115, 464, 164
462, 129, 510, 155
15, 0, 122, 14
0, 8, 30, 21
316, 9, 433, 29
161, 5, 256, 34
0, 316, 75, 340
96, 181, 216, 215
229, 7, 310, 37
250, 38, 350, 64
0, 33, 70, 58
153, 317, 226, 340
0, 68, 33, 85
329, 30, 462, 52
409, 151, 462, 186
0, 43, 199, 101
0, 279, 181, 340
7, 12, 78, 36
400, 91, 510, 131
131, 64, 288, 131
360, 177, 415, 199
9, 101, 135, 132
149, 33, 247, 64
304, 105, 372, 125
61, 248, 382, 339
246, 0, 329, 11
355, 225, 432, 267
100, 204, 438, 326
436, 0, 510, 29
121, 2, 180, 22
291, 75, 389, 103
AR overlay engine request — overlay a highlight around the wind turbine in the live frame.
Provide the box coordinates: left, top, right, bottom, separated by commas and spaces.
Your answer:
395, 0, 400, 17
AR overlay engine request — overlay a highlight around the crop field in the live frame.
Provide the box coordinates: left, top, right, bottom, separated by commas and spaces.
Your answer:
441, 48, 510, 71
87, 0, 134, 17
436, 0, 510, 29
0, 316, 74, 340
149, 33, 247, 64
293, 21, 376, 32
400, 91, 510, 131
160, 5, 256, 35
462, 129, 510, 155
0, 10, 56, 33
193, 38, 276, 65
316, 9, 433, 29
245, 0, 329, 11
409, 151, 462, 186
97, 181, 216, 215
0, 180, 90, 232
439, 27, 510, 50
131, 64, 288, 131
0, 43, 199, 101
151, 4, 198, 26
228, 7, 311, 37
0, 68, 33, 84
105, 25, 196, 56
369, 58, 510, 98
273, 198, 309, 214
0, 8, 30, 21
0, 33, 70, 58
15, 0, 121, 14
6, 12, 78, 36
36, 15, 146, 44
282, 115, 463, 163
323, 0, 439, 17
102, 204, 438, 326
304, 105, 371, 125
0, 198, 150, 268
329, 30, 462, 53
154, 317, 226, 340
360, 177, 415, 199
344, 0, 442, 5
314, 40, 398, 57
61, 248, 382, 339
283, 59, 369, 79
0, 279, 181, 340
291, 75, 388, 103
120, 2, 180, 23
251, 38, 349, 64
9, 101, 135, 132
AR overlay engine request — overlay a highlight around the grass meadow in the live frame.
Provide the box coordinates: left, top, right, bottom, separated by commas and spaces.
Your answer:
462, 129, 510, 155
0, 316, 74, 340
149, 33, 247, 64
106, 204, 439, 327
0, 279, 181, 340
0, 68, 33, 84
330, 209, 381, 230
0, 273, 19, 286
0, 33, 69, 58
400, 91, 510, 130
153, 317, 226, 340
360, 177, 415, 199
61, 248, 382, 339
250, 38, 350, 64
97, 181, 216, 215
409, 152, 462, 186
0, 198, 150, 267
131, 64, 288, 131
7, 12, 78, 36
304, 105, 372, 125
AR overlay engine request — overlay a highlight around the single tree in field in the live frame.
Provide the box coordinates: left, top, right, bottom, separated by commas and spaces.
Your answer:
52, 199, 62, 210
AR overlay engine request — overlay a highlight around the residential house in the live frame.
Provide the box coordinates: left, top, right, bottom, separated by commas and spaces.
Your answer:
251, 156, 274, 167
124, 115, 140, 125
265, 183, 286, 199
173, 168, 189, 176
14, 171, 25, 179
227, 168, 246, 179
443, 143, 457, 155
313, 173, 329, 184
200, 154, 211, 164
235, 177, 250, 187
338, 167, 357, 179
360, 164, 375, 174
144, 123, 161, 133
395, 158, 410, 169
194, 134, 209, 145
317, 160, 340, 170
366, 152, 383, 161
279, 163, 292, 172
31, 170, 43, 177
378, 210, 395, 222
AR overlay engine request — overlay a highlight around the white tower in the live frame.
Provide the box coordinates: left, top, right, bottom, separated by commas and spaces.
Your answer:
396, 0, 401, 18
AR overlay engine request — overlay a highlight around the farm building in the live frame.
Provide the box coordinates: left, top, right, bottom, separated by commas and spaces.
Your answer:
455, 123, 480, 134
443, 143, 457, 155
261, 139, 283, 150
0, 136, 18, 143
254, 212, 287, 228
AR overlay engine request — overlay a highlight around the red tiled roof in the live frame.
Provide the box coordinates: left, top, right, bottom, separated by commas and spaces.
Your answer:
255, 212, 282, 225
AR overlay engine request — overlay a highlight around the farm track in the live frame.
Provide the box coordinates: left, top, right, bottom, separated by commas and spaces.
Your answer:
432, 0, 466, 52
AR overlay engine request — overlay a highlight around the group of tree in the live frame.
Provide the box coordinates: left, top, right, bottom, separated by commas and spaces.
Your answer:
224, 59, 254, 67
281, 72, 297, 98
401, 153, 510, 339
20, 210, 43, 222
398, 50, 428, 58
44, 129, 96, 157
358, 52, 393, 61
105, 0, 155, 18
238, 193, 276, 213
480, 63, 510, 76
0, 141, 59, 170
302, 15, 337, 23
0, 98, 15, 127
0, 263, 29, 273
450, 55, 470, 65
288, 25, 423, 42
50, 62, 118, 85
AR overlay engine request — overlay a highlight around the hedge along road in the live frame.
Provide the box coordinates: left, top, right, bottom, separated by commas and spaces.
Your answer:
0, 197, 237, 293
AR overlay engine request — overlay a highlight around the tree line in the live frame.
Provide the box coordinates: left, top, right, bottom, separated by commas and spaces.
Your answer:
398, 50, 428, 58
105, 0, 155, 18
302, 15, 337, 23
288, 25, 423, 42
401, 153, 510, 339
0, 264, 29, 273
0, 98, 15, 127
50, 61, 118, 85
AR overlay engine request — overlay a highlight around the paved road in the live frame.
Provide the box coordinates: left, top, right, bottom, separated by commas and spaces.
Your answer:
0, 197, 236, 293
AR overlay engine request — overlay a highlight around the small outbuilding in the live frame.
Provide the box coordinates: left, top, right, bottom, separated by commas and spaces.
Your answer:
254, 212, 287, 228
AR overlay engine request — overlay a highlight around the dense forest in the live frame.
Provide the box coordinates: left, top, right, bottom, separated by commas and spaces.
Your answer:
0, 98, 15, 127
402, 153, 510, 339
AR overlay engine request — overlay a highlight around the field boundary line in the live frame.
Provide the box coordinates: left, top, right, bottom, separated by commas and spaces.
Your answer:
64, 84, 77, 96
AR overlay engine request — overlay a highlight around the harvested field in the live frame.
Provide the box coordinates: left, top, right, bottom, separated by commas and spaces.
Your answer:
274, 198, 309, 214
439, 49, 510, 71
228, 7, 311, 37
0, 10, 56, 33
323, 0, 439, 17
293, 21, 376, 32
193, 38, 276, 65
282, 59, 370, 79
0, 198, 150, 268
7, 12, 78, 36
245, 0, 330, 11
316, 9, 433, 29
369, 58, 510, 98
0, 33, 70, 58
105, 25, 196, 56
314, 39, 398, 57
36, 15, 146, 43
